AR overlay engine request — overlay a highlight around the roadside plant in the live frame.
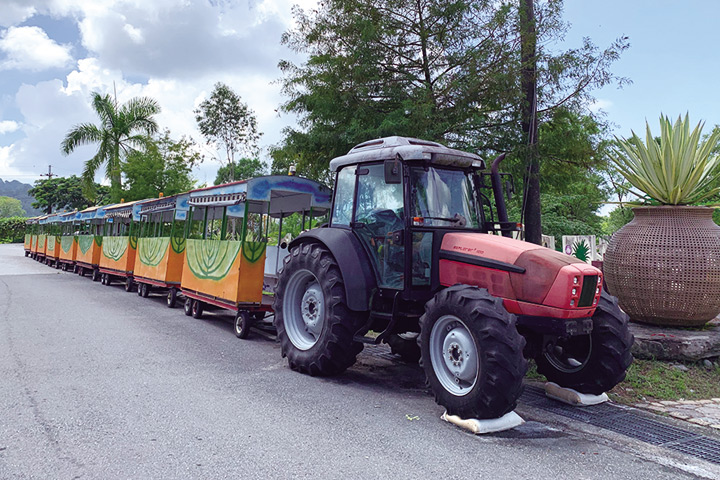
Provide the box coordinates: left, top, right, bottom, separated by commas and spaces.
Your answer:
610, 114, 720, 205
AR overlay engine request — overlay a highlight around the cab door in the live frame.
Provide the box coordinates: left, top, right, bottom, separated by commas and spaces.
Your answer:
352, 163, 405, 289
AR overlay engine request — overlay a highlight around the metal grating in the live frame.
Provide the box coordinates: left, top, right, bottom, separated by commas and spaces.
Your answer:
578, 275, 598, 307
589, 414, 701, 446
670, 437, 720, 464
522, 385, 720, 465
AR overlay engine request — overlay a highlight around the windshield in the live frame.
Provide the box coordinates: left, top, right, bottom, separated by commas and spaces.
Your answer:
410, 167, 480, 229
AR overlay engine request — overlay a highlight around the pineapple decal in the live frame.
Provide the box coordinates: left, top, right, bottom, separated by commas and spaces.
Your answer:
571, 239, 590, 262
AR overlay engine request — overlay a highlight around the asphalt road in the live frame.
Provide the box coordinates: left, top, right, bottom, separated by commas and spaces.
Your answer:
0, 243, 717, 479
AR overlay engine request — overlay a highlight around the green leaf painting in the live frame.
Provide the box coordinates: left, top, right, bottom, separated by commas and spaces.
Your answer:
242, 241, 267, 264
171, 235, 186, 254
61, 236, 74, 253
46, 236, 55, 252
31, 236, 36, 249
186, 239, 241, 281
103, 236, 128, 261
138, 237, 169, 267
78, 235, 94, 254
129, 235, 138, 250
94, 235, 102, 248
572, 239, 590, 263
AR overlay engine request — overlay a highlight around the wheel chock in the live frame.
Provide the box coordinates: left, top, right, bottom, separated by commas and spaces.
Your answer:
441, 410, 525, 434
544, 382, 609, 406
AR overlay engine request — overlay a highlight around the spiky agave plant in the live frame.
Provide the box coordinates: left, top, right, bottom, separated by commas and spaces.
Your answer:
610, 114, 720, 205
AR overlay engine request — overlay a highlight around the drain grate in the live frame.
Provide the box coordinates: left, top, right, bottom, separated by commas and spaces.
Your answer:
589, 414, 701, 446
670, 437, 720, 460
521, 385, 720, 465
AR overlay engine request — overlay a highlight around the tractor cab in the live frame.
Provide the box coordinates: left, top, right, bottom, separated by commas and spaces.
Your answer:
328, 136, 516, 300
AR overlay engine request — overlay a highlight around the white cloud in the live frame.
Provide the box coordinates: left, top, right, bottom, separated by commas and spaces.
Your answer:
0, 26, 73, 71
0, 2, 36, 28
0, 0, 321, 184
0, 120, 19, 134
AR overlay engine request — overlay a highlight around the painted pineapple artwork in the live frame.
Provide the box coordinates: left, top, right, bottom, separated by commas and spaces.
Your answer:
562, 235, 597, 264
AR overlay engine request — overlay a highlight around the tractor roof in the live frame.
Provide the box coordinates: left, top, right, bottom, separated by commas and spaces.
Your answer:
329, 136, 485, 172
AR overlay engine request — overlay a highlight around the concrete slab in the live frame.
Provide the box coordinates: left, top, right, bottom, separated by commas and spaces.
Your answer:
629, 318, 720, 361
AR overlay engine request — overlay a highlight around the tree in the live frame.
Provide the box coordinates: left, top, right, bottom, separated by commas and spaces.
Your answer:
0, 196, 25, 218
505, 109, 613, 241
61, 92, 161, 202
273, 0, 628, 226
28, 176, 108, 213
195, 83, 261, 182
122, 131, 200, 201
214, 158, 266, 185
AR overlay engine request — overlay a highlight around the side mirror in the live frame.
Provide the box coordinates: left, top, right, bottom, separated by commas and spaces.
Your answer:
384, 155, 402, 184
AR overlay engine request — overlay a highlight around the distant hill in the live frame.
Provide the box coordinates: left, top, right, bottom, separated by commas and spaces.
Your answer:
0, 178, 44, 216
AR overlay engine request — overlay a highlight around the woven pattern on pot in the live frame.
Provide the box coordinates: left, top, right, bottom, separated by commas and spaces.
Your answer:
603, 206, 720, 326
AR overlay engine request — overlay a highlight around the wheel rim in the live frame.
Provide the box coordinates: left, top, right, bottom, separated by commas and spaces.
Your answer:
543, 335, 592, 374
184, 298, 192, 313
429, 315, 479, 396
235, 313, 245, 334
283, 269, 325, 351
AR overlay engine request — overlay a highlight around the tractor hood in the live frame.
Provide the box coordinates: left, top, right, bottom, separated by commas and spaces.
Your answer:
439, 233, 602, 314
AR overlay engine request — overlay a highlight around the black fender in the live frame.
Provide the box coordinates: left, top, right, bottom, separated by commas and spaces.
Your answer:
288, 228, 375, 312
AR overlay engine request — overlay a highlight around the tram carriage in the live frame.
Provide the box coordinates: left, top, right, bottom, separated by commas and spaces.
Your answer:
33, 215, 48, 262
75, 204, 110, 281
98, 200, 146, 290
133, 193, 190, 307
24, 217, 37, 257
44, 214, 62, 268
180, 176, 331, 338
57, 211, 80, 271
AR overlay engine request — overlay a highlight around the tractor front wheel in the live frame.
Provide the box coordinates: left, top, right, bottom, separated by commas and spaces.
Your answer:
535, 291, 633, 395
274, 243, 365, 376
419, 286, 527, 420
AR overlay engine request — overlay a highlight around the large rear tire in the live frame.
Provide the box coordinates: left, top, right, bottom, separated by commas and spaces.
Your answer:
274, 243, 365, 376
535, 291, 633, 395
419, 286, 527, 419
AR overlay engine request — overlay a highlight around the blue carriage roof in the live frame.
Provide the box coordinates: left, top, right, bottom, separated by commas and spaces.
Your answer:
138, 193, 190, 215
188, 175, 331, 216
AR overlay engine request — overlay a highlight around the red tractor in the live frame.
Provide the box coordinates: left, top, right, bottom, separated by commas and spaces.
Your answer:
274, 137, 633, 419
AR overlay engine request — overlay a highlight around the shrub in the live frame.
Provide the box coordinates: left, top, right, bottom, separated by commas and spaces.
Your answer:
0, 217, 28, 243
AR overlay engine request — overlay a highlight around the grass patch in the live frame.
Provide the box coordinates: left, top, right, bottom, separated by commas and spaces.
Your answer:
610, 359, 720, 404
524, 358, 720, 405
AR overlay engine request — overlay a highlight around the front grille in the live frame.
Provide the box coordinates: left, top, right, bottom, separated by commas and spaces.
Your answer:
578, 275, 597, 307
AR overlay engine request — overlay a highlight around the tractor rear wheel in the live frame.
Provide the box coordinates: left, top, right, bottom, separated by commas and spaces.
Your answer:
274, 243, 365, 376
535, 291, 633, 395
419, 286, 527, 419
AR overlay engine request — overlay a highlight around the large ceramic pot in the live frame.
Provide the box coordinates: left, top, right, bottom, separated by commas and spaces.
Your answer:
603, 206, 720, 327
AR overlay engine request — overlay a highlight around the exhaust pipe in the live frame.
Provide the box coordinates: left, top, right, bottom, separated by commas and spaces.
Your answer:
490, 153, 512, 238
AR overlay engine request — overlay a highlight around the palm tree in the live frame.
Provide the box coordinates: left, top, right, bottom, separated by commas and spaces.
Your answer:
61, 92, 161, 202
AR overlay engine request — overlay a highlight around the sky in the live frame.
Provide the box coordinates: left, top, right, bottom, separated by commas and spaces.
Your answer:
0, 0, 718, 196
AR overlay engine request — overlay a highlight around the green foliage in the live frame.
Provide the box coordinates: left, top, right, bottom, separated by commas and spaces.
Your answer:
273, 0, 628, 184
0, 196, 25, 218
214, 158, 266, 185
195, 83, 261, 182
28, 175, 106, 214
61, 92, 161, 202
503, 109, 611, 240
602, 206, 634, 235
610, 114, 720, 205
0, 216, 27, 243
122, 130, 199, 201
